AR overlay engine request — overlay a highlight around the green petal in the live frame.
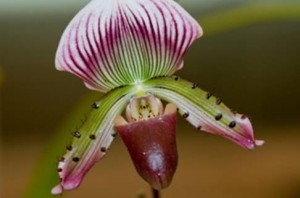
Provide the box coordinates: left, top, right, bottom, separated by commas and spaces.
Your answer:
143, 76, 263, 149
51, 85, 135, 195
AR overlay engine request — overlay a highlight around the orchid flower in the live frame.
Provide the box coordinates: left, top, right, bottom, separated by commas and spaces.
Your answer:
51, 0, 264, 195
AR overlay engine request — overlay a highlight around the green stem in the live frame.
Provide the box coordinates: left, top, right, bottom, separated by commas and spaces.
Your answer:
152, 188, 160, 198
200, 3, 300, 37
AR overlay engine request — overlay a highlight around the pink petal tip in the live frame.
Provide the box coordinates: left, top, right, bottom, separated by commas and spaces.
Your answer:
51, 184, 63, 195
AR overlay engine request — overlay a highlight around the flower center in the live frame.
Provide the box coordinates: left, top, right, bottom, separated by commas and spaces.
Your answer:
126, 94, 163, 122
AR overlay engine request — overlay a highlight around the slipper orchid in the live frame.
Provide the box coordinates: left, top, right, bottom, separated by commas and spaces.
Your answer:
51, 0, 264, 195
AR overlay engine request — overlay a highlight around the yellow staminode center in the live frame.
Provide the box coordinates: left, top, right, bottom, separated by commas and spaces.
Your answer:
126, 93, 163, 122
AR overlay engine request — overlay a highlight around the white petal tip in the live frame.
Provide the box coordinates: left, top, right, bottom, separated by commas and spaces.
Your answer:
54, 58, 65, 71
55, 64, 63, 71
198, 26, 204, 38
51, 184, 63, 195
255, 140, 265, 146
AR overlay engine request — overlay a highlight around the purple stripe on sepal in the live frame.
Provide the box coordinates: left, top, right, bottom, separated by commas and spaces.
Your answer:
55, 0, 202, 92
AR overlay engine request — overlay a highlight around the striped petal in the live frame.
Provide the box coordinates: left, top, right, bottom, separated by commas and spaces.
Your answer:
51, 85, 135, 195
55, 0, 202, 92
143, 76, 264, 150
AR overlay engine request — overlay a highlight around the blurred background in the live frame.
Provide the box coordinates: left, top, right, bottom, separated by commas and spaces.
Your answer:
1, 0, 300, 197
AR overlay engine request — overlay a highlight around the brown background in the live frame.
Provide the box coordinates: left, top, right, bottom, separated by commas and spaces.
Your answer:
1, 1, 300, 198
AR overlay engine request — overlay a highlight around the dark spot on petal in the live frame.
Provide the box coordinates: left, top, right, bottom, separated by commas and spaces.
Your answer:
101, 147, 107, 152
206, 92, 212, 99
58, 157, 65, 162
89, 134, 96, 140
215, 113, 223, 121
174, 76, 179, 81
111, 133, 117, 138
60, 178, 63, 182
66, 145, 72, 151
216, 98, 222, 105
72, 131, 81, 138
182, 112, 189, 118
192, 83, 198, 89
229, 121, 236, 128
92, 103, 99, 109
241, 114, 247, 119
72, 157, 80, 162
81, 116, 87, 124
197, 126, 202, 131
57, 168, 62, 172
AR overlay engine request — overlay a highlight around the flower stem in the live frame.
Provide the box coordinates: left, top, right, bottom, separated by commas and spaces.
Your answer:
152, 188, 160, 198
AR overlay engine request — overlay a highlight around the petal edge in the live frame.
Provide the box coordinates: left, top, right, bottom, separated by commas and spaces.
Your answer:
51, 85, 135, 194
143, 76, 263, 150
